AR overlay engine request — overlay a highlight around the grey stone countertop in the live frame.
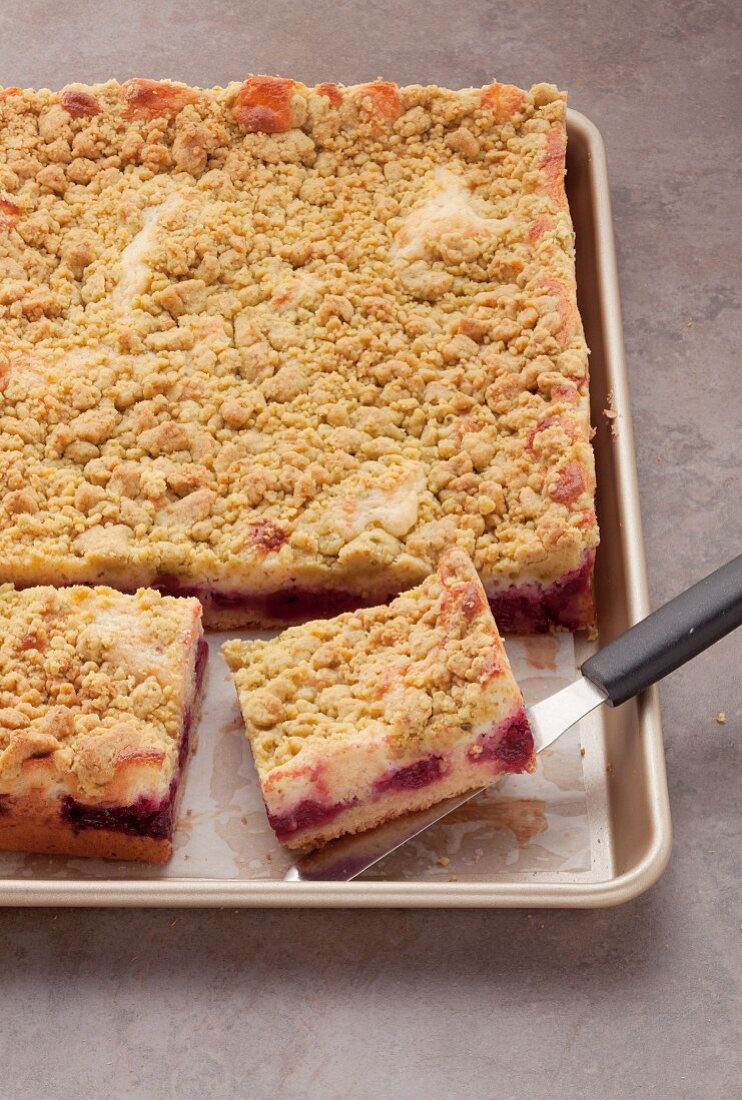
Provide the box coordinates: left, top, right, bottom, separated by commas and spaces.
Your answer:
1, 2, 739, 1097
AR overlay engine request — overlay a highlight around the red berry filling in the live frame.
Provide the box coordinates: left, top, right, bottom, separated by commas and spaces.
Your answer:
373, 754, 445, 794
150, 577, 394, 622
268, 797, 357, 842
467, 710, 534, 772
487, 550, 595, 633
61, 792, 176, 839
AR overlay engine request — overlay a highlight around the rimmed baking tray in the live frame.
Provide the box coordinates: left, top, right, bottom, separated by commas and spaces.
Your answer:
0, 109, 671, 907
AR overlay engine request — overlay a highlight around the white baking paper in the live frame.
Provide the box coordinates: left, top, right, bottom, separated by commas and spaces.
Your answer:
0, 631, 611, 885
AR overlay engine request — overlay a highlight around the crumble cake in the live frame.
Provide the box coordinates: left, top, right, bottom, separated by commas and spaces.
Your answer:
223, 548, 535, 849
0, 584, 206, 861
0, 75, 597, 631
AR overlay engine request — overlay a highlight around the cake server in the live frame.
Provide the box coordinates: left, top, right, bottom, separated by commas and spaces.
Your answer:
285, 554, 742, 882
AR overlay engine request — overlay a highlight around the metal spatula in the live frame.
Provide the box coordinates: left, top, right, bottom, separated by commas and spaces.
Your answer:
285, 555, 742, 882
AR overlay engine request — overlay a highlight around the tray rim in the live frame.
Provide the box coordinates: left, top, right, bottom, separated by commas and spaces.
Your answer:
0, 108, 672, 908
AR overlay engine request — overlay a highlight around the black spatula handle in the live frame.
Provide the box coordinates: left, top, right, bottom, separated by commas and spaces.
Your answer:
581, 555, 742, 706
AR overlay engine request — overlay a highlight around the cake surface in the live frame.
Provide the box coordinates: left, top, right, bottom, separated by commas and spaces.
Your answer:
0, 75, 597, 629
0, 584, 206, 861
223, 548, 535, 849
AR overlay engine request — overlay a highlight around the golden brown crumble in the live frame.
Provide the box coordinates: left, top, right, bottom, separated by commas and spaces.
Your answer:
223, 548, 525, 774
0, 584, 202, 798
0, 76, 597, 612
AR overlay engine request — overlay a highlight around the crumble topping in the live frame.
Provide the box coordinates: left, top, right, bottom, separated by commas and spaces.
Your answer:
223, 547, 525, 773
0, 584, 201, 797
0, 76, 597, 603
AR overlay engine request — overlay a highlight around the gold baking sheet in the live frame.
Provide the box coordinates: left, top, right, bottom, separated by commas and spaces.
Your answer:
0, 110, 671, 907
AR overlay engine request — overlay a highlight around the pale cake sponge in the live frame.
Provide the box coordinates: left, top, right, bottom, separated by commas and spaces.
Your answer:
223, 548, 535, 849
0, 584, 206, 862
0, 76, 597, 631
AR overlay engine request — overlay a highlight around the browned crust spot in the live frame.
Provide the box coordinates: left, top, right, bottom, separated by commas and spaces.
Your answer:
316, 82, 343, 107
60, 88, 101, 118
359, 81, 402, 121
549, 459, 586, 504
120, 78, 198, 120
481, 82, 526, 123
232, 75, 298, 133
541, 124, 568, 208
0, 199, 19, 230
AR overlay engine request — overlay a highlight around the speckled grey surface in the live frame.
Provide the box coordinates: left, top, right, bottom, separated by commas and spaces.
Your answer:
1, 2, 740, 1097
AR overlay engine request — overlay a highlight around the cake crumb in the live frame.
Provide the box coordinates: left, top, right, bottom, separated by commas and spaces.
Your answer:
448, 874, 458, 882
580, 746, 586, 757
438, 856, 451, 867
716, 712, 726, 724
606, 762, 614, 774
241, 815, 249, 824
603, 392, 619, 439
266, 852, 272, 861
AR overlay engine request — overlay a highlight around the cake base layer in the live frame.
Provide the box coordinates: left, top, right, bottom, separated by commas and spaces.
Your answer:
270, 710, 535, 849
0, 634, 207, 863
0, 813, 173, 863
151, 552, 595, 632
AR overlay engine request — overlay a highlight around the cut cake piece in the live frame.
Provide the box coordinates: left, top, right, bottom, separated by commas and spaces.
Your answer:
223, 548, 535, 849
0, 75, 597, 631
0, 584, 206, 862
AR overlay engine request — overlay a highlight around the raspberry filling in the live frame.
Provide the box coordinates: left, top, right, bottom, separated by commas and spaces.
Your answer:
487, 550, 595, 634
151, 553, 593, 630
61, 791, 177, 839
373, 754, 445, 794
268, 797, 357, 842
467, 710, 534, 772
152, 577, 395, 623
60, 635, 208, 840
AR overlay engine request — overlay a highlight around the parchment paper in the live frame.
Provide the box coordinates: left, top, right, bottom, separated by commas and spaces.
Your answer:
0, 629, 613, 885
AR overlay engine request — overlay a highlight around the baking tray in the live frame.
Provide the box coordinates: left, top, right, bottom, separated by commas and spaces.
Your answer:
0, 109, 672, 907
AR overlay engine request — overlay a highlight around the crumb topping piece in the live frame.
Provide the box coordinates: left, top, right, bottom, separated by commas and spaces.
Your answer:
223, 547, 525, 773
0, 76, 597, 598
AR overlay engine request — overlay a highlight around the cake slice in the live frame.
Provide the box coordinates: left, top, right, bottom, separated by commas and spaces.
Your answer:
0, 584, 206, 862
223, 549, 534, 849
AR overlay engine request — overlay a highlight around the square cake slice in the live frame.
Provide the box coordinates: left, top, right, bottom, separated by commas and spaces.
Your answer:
223, 548, 535, 849
0, 75, 597, 632
0, 585, 206, 862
